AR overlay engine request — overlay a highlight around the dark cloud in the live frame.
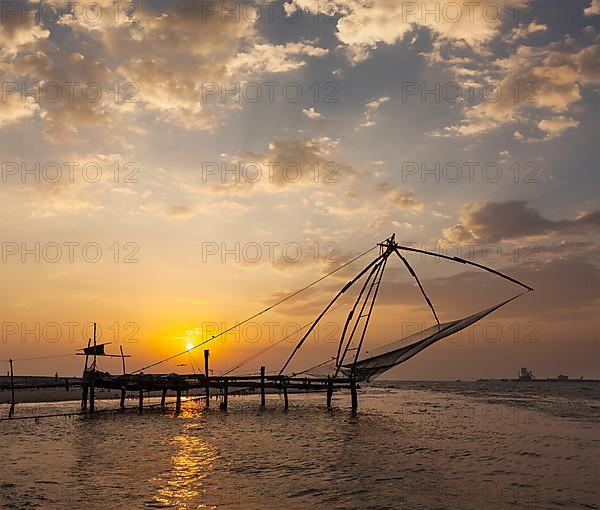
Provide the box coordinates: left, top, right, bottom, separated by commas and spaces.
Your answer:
444, 201, 600, 243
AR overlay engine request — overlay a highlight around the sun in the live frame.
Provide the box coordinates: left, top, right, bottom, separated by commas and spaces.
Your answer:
186, 343, 194, 351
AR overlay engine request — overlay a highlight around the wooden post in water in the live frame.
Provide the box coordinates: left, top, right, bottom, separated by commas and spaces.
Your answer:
81, 384, 88, 409
89, 374, 95, 414
176, 387, 182, 413
120, 388, 126, 409
221, 380, 228, 411
161, 387, 167, 409
89, 325, 97, 414
204, 349, 210, 407
92, 323, 97, 371
326, 376, 333, 409
8, 358, 15, 418
260, 366, 266, 408
81, 338, 91, 409
282, 378, 289, 411
138, 388, 144, 413
350, 377, 358, 410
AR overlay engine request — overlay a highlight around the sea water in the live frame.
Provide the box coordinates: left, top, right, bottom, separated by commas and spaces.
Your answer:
1, 381, 598, 509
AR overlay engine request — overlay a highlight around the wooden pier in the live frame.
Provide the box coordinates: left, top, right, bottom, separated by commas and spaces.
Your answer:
79, 355, 357, 413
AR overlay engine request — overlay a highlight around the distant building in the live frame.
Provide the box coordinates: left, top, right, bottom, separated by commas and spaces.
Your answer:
557, 374, 569, 381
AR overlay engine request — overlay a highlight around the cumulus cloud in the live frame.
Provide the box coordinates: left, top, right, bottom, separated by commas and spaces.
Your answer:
584, 0, 600, 16
538, 116, 580, 138
302, 107, 322, 119
358, 96, 389, 128
446, 41, 599, 137
286, 0, 511, 63
225, 137, 359, 190
0, 0, 50, 56
443, 201, 600, 243
228, 41, 328, 75
375, 183, 423, 212
508, 21, 547, 42
0, 93, 39, 126
0, 0, 329, 136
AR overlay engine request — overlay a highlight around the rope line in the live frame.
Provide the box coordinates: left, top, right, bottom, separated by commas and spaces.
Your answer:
132, 245, 378, 374
0, 353, 77, 363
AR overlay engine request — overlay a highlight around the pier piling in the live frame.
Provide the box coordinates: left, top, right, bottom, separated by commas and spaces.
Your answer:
81, 384, 88, 409
260, 366, 266, 408
9, 359, 15, 418
161, 387, 167, 409
176, 387, 181, 413
282, 378, 289, 411
89, 377, 95, 413
221, 380, 228, 411
204, 349, 210, 407
138, 388, 143, 413
120, 388, 126, 409
326, 376, 333, 408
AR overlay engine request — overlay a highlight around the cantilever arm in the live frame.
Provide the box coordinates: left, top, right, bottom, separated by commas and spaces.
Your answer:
278, 251, 386, 375
393, 244, 534, 292
393, 247, 440, 325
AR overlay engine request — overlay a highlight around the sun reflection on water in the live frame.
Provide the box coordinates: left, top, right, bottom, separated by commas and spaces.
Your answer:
151, 416, 218, 509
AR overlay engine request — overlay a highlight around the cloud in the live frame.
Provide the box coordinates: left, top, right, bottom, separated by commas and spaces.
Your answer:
302, 107, 322, 119
358, 96, 389, 128
538, 116, 580, 138
286, 0, 511, 63
0, 1, 50, 56
443, 201, 600, 243
0, 0, 329, 136
508, 21, 547, 42
228, 41, 328, 76
0, 92, 40, 126
226, 137, 361, 190
445, 41, 599, 137
375, 183, 424, 212
283, 1, 596, 139
584, 0, 600, 16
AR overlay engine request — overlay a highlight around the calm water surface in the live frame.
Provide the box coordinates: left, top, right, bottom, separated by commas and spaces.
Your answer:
1, 382, 599, 509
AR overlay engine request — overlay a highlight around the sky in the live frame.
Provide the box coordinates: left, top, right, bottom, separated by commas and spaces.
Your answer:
0, 0, 598, 380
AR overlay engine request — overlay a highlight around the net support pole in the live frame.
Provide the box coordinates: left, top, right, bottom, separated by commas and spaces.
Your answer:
326, 376, 333, 409
350, 253, 390, 374
138, 388, 144, 413
120, 346, 126, 375
161, 387, 167, 409
336, 244, 392, 377
335, 257, 385, 369
176, 387, 182, 413
120, 388, 126, 409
